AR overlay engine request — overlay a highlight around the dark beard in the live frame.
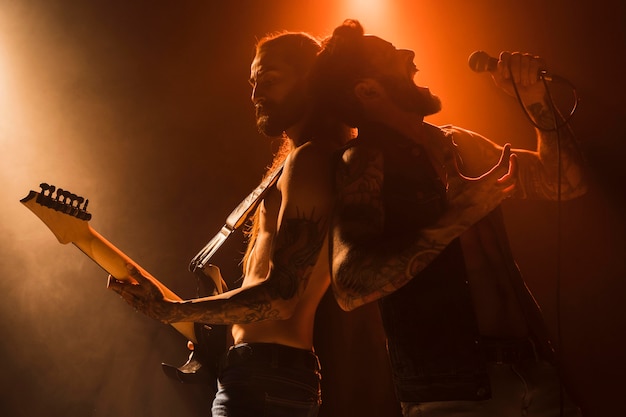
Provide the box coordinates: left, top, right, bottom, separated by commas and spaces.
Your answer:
255, 87, 309, 137
379, 76, 442, 117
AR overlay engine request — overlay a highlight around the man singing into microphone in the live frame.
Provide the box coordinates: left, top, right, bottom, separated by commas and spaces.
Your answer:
310, 20, 587, 416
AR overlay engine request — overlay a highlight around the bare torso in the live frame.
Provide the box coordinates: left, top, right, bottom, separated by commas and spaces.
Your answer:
231, 153, 332, 350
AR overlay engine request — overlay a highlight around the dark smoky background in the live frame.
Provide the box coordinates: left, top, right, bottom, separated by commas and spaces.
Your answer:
0, 1, 624, 416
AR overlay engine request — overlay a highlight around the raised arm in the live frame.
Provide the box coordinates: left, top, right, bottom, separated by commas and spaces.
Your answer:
475, 51, 587, 200
109, 142, 334, 324
331, 142, 517, 311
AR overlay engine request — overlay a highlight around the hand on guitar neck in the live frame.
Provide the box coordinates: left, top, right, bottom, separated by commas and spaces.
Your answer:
21, 183, 197, 341
21, 183, 227, 386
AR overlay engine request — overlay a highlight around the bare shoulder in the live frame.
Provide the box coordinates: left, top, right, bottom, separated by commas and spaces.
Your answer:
440, 124, 493, 148
440, 124, 502, 174
280, 142, 336, 187
288, 141, 335, 168
277, 142, 336, 210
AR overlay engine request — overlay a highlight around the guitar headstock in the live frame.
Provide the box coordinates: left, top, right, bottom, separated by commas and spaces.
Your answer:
21, 183, 92, 244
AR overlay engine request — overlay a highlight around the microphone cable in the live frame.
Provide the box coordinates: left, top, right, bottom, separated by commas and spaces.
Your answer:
506, 62, 580, 417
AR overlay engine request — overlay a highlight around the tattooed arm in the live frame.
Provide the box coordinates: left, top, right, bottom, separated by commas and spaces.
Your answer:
109, 142, 333, 324
513, 100, 587, 200
332, 52, 586, 311
456, 51, 587, 200
450, 124, 586, 201
331, 142, 517, 311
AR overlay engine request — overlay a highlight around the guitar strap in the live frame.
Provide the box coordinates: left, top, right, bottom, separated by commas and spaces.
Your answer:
165, 162, 284, 386
188, 159, 285, 274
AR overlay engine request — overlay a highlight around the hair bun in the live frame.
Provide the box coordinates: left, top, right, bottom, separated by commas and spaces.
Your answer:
333, 19, 364, 40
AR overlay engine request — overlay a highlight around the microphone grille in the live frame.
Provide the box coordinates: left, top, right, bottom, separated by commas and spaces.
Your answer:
468, 50, 494, 73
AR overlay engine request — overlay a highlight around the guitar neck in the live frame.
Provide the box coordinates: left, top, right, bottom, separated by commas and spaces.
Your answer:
21, 186, 197, 343
74, 226, 197, 343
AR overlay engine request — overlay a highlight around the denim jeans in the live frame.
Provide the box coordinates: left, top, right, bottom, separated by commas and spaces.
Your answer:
400, 360, 582, 417
211, 343, 322, 417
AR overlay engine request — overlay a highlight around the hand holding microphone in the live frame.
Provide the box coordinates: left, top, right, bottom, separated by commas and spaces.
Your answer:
468, 50, 579, 130
468, 50, 549, 102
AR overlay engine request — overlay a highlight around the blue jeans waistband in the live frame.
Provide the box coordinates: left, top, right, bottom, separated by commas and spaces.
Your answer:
221, 343, 321, 372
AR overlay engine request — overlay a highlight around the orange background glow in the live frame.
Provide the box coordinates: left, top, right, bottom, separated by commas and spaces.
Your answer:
0, 1, 624, 416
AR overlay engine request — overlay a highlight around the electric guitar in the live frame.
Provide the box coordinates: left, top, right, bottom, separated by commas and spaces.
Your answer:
20, 183, 226, 386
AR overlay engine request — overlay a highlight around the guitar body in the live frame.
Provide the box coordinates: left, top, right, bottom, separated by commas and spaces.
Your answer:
21, 183, 227, 385
162, 265, 229, 387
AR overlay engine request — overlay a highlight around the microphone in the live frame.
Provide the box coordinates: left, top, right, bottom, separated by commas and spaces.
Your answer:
468, 50, 497, 73
468, 50, 552, 82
